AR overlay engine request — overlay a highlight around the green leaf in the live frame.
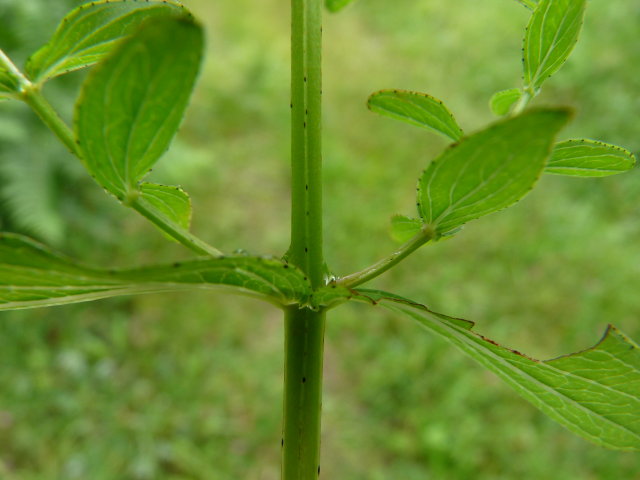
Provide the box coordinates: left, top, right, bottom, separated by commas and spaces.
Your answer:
390, 215, 422, 243
351, 290, 640, 451
25, 0, 189, 83
326, 0, 356, 12
489, 88, 522, 116
515, 0, 538, 9
417, 109, 570, 236
523, 0, 587, 90
0, 233, 311, 310
368, 90, 464, 142
75, 16, 203, 200
546, 139, 636, 177
140, 183, 192, 233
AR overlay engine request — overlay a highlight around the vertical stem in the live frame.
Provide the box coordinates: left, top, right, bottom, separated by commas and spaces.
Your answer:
288, 0, 323, 287
283, 0, 325, 479
282, 307, 326, 479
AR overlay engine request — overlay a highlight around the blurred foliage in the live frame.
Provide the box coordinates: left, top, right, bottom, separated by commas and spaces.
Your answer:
0, 0, 639, 478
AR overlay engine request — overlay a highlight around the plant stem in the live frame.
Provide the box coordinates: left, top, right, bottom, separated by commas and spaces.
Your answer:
283, 0, 325, 479
288, 0, 324, 288
511, 88, 533, 115
337, 228, 434, 288
21, 85, 80, 157
282, 306, 326, 479
132, 198, 223, 257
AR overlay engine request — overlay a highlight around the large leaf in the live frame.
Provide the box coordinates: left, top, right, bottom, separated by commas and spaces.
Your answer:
74, 16, 202, 200
326, 0, 356, 12
523, 0, 587, 90
368, 90, 463, 141
417, 109, 570, 236
546, 139, 636, 177
25, 0, 188, 83
0, 233, 311, 309
351, 289, 640, 451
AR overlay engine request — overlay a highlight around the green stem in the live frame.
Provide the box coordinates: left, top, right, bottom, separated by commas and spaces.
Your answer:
288, 0, 324, 288
132, 198, 223, 257
21, 85, 80, 156
282, 306, 326, 480
511, 88, 533, 115
337, 228, 434, 288
283, 0, 325, 479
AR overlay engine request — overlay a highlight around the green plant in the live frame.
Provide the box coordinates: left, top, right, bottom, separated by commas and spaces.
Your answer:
0, 0, 638, 478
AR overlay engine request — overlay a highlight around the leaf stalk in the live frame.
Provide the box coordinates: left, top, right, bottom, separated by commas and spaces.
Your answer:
337, 227, 435, 287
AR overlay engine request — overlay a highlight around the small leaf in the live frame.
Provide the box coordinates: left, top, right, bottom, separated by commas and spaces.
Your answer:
140, 183, 192, 234
75, 16, 203, 200
0, 233, 311, 310
368, 90, 463, 141
546, 139, 636, 177
0, 67, 19, 96
390, 215, 423, 243
523, 0, 587, 90
418, 109, 570, 236
489, 88, 522, 116
25, 0, 188, 83
326, 0, 356, 12
515, 0, 538, 9
352, 290, 640, 451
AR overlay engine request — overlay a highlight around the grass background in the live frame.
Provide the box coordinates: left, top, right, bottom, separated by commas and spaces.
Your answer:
0, 0, 639, 478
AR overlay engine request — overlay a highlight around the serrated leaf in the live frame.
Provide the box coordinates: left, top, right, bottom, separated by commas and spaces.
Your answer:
0, 233, 311, 310
390, 215, 423, 243
515, 0, 538, 10
75, 16, 203, 200
25, 0, 188, 83
326, 0, 356, 13
489, 88, 522, 116
523, 0, 587, 90
351, 290, 640, 451
418, 109, 570, 236
368, 90, 463, 141
546, 139, 636, 177
140, 183, 191, 233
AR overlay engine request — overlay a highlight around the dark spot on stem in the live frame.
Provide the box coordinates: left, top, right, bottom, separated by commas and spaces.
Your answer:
302, 377, 306, 383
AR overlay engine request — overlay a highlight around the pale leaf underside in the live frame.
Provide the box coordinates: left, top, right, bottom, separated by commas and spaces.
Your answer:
368, 90, 463, 142
350, 289, 640, 451
546, 139, 636, 177
25, 0, 188, 83
0, 233, 311, 309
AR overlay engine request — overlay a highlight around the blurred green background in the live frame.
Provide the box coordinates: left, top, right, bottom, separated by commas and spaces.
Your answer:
0, 0, 639, 478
